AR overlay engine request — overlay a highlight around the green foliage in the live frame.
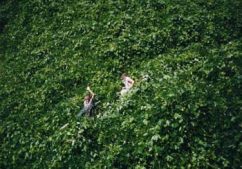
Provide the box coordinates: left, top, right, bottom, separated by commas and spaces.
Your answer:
0, 0, 241, 168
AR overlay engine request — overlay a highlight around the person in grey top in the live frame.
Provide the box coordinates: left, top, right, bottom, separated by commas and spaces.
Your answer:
77, 86, 95, 117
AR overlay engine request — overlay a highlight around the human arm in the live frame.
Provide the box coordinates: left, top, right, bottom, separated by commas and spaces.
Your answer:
87, 86, 94, 95
87, 86, 95, 100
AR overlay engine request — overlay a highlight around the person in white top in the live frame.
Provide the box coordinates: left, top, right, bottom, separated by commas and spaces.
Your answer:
120, 73, 135, 96
77, 86, 95, 117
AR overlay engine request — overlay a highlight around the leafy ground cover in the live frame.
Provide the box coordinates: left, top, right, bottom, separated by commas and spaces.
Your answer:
0, 0, 241, 168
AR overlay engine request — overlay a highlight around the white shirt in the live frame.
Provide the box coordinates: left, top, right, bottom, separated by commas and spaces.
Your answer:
122, 76, 134, 89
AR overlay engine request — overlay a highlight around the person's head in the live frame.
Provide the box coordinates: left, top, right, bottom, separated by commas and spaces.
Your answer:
121, 73, 127, 79
84, 95, 91, 102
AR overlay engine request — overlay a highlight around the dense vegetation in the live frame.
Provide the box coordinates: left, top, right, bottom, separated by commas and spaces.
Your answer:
0, 0, 241, 168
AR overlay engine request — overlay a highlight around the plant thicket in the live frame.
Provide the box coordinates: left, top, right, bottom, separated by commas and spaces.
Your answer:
0, 0, 241, 168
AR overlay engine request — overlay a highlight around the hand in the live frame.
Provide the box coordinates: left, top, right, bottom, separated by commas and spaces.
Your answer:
87, 86, 91, 91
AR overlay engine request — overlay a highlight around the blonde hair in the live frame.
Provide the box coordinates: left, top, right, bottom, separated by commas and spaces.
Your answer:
121, 73, 127, 79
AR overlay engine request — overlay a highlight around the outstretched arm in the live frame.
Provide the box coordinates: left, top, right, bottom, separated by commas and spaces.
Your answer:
87, 86, 95, 97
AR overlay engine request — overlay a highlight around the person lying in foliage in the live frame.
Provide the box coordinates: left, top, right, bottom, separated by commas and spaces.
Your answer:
120, 73, 135, 96
77, 86, 95, 117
